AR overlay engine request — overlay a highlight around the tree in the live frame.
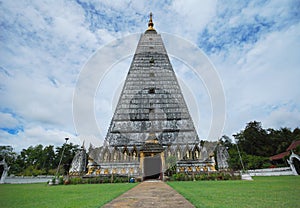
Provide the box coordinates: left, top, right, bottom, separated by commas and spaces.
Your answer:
219, 135, 233, 149
227, 147, 242, 171
17, 145, 46, 176
1, 143, 80, 176
227, 121, 300, 170
165, 155, 177, 176
293, 128, 300, 139
234, 121, 268, 156
267, 128, 294, 155
55, 143, 79, 175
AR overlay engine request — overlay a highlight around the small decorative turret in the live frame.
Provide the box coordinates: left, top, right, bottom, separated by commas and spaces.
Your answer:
146, 132, 159, 144
147, 12, 155, 31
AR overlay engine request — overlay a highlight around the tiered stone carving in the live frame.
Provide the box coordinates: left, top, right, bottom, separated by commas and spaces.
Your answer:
70, 13, 217, 179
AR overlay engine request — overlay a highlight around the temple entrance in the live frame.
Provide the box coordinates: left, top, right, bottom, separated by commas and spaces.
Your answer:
140, 133, 165, 181
143, 155, 162, 180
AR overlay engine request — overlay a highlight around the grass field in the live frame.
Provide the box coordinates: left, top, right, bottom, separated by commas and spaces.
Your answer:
1, 176, 299, 208
167, 176, 300, 208
0, 183, 136, 208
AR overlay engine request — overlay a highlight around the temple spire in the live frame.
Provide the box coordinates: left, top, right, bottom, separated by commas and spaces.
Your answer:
147, 12, 155, 31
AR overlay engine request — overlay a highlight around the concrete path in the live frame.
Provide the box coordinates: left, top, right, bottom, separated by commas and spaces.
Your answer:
102, 180, 195, 208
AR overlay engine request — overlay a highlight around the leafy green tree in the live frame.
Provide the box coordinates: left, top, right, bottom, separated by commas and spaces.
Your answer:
234, 121, 268, 156
227, 147, 243, 171
166, 155, 177, 176
55, 143, 79, 175
1, 143, 80, 176
227, 121, 300, 170
267, 128, 294, 155
293, 128, 300, 139
17, 145, 45, 175
42, 145, 56, 173
219, 135, 233, 149
227, 145, 269, 170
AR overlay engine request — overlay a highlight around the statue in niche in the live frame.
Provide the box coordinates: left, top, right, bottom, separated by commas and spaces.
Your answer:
186, 150, 189, 159
103, 152, 108, 162
96, 168, 101, 175
133, 151, 136, 160
113, 152, 117, 161
87, 166, 94, 175
195, 150, 199, 159
124, 151, 127, 161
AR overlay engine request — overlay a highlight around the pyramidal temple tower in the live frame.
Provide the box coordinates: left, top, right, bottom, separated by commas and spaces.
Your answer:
70, 13, 216, 180
106, 13, 199, 148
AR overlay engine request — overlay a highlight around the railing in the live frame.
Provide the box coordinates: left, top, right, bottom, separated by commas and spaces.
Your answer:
4, 175, 53, 184
247, 167, 293, 176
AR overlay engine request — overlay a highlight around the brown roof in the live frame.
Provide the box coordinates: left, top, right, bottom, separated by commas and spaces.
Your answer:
287, 140, 300, 151
270, 151, 290, 161
270, 140, 300, 161
140, 137, 164, 153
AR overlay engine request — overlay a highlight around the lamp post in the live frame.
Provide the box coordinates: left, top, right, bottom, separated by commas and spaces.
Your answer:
56, 137, 69, 177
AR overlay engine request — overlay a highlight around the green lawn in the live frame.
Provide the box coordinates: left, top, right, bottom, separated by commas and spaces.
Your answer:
1, 176, 299, 208
0, 183, 136, 208
167, 176, 300, 208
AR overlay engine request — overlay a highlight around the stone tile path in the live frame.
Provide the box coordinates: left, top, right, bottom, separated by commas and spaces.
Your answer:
102, 180, 195, 208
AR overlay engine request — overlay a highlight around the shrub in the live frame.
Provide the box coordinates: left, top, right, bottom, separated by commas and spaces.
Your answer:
64, 179, 70, 185
58, 176, 64, 185
103, 177, 110, 183
170, 171, 240, 181
70, 177, 82, 185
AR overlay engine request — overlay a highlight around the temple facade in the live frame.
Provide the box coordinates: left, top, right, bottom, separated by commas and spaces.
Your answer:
70, 13, 216, 180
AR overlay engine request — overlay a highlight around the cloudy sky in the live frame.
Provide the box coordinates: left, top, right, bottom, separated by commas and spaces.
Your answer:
1, 0, 299, 151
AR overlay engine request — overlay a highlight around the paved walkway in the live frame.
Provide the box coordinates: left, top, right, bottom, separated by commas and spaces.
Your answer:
102, 180, 195, 208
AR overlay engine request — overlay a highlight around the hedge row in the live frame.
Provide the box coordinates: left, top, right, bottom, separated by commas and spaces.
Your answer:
168, 172, 241, 181
50, 172, 241, 185
65, 176, 131, 185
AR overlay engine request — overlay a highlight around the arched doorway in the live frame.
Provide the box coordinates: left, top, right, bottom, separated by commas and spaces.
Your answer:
140, 133, 165, 181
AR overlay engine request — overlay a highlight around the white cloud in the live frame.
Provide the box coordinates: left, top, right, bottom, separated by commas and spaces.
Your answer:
264, 106, 300, 129
171, 0, 217, 27
216, 22, 300, 137
0, 126, 81, 152
0, 0, 299, 150
0, 112, 19, 129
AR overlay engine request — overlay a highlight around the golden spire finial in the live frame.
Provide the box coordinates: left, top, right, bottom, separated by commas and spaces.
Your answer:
147, 12, 155, 30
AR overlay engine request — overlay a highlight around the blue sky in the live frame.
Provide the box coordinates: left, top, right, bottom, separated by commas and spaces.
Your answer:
1, 0, 300, 151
